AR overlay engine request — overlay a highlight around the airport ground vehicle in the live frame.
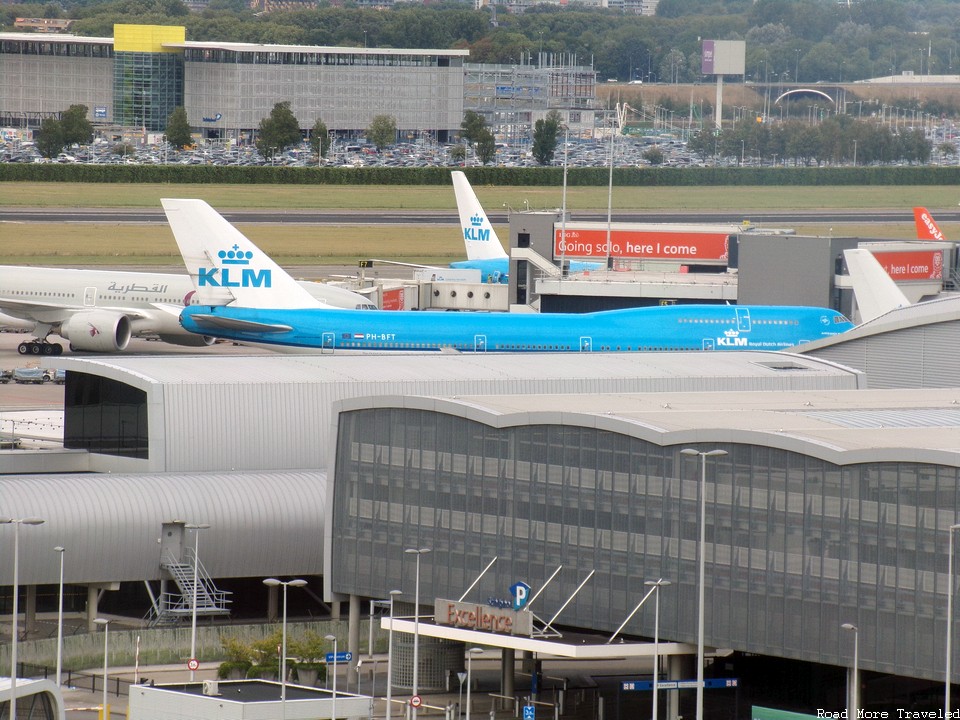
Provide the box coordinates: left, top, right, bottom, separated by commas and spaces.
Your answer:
0, 369, 11, 383
12, 368, 50, 384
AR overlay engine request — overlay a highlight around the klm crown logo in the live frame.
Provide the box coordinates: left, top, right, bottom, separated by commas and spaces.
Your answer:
199, 244, 272, 288
464, 213, 491, 243
219, 245, 253, 265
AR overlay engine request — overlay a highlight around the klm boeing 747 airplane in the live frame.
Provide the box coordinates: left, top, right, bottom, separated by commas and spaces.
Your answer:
164, 198, 855, 353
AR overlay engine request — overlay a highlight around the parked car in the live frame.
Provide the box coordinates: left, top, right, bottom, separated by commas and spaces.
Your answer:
13, 367, 49, 384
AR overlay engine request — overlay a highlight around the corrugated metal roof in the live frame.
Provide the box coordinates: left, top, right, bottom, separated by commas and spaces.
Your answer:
51, 351, 861, 473
0, 471, 325, 586
372, 387, 960, 465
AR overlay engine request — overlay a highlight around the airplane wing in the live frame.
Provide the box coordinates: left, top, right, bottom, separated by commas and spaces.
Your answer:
185, 313, 293, 334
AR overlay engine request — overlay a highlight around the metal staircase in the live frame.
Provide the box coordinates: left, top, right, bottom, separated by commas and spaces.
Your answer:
146, 548, 231, 627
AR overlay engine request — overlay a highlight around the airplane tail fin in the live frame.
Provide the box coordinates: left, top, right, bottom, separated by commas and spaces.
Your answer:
843, 248, 911, 323
451, 171, 508, 262
913, 207, 947, 241
162, 198, 320, 309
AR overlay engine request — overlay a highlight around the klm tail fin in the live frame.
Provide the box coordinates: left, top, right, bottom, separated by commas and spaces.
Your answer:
843, 248, 911, 323
161, 198, 320, 309
452, 171, 508, 262
913, 207, 947, 241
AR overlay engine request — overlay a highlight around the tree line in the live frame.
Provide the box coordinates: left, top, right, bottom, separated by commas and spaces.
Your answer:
686, 115, 933, 167
6, 0, 960, 97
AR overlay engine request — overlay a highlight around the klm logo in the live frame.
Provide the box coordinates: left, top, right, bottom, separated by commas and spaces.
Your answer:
717, 330, 747, 347
464, 213, 491, 242
198, 245, 272, 288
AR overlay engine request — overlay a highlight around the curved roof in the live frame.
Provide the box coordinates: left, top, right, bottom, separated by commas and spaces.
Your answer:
0, 471, 325, 586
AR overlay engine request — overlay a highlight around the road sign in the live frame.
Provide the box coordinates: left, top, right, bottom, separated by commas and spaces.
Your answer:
325, 651, 353, 663
410, 695, 423, 707
187, 658, 199, 671
523, 706, 536, 719
621, 678, 739, 692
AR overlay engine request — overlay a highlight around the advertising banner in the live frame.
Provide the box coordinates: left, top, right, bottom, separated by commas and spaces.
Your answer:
871, 249, 943, 281
554, 228, 730, 263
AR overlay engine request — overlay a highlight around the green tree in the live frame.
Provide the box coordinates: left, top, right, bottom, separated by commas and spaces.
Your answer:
531, 110, 562, 165
256, 101, 301, 159
311, 118, 331, 160
165, 106, 193, 149
642, 146, 665, 165
460, 110, 486, 145
60, 104, 94, 146
475, 127, 497, 165
449, 144, 467, 164
366, 114, 397, 151
35, 117, 65, 159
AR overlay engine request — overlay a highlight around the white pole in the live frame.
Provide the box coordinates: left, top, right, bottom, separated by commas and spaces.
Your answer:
55, 546, 65, 687
186, 523, 209, 682
947, 525, 960, 715
387, 590, 401, 720
95, 618, 111, 720
405, 548, 431, 720
2, 516, 45, 720
842, 623, 859, 719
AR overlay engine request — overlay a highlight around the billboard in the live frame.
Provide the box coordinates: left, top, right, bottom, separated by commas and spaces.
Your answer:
871, 249, 943, 281
702, 40, 746, 76
554, 227, 730, 263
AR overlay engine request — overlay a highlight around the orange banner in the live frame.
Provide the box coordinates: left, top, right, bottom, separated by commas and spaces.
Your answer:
872, 250, 943, 281
554, 229, 730, 262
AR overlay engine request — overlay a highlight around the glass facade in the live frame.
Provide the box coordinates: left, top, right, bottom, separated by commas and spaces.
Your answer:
113, 51, 183, 131
64, 372, 148, 459
332, 407, 960, 683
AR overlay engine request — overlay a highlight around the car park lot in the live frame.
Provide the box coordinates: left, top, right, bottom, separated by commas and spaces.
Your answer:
1, 134, 703, 168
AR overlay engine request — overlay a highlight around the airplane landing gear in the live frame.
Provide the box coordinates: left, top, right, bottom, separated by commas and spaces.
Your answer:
17, 341, 63, 356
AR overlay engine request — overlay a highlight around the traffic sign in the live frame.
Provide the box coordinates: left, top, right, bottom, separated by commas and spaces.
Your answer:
410, 695, 423, 708
325, 651, 353, 663
523, 706, 536, 719
187, 658, 199, 671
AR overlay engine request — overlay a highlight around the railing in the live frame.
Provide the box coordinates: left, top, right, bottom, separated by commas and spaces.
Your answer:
15, 661, 134, 698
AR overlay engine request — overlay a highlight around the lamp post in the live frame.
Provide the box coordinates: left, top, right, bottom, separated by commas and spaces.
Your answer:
680, 448, 727, 720
94, 618, 111, 719
644, 579, 672, 720
404, 548, 431, 719
186, 522, 210, 682
1, 516, 45, 720
842, 623, 859, 720
947, 524, 960, 715
55, 546, 66, 687
264, 578, 307, 719
465, 647, 483, 720
326, 634, 338, 720
386, 589, 402, 720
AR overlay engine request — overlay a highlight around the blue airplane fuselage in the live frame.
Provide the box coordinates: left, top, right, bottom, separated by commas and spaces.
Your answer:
181, 303, 854, 353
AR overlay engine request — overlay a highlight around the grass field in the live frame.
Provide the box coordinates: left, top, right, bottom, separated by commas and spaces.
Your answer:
1, 182, 956, 264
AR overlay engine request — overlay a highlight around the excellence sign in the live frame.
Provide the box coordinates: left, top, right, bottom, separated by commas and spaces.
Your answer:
435, 599, 534, 636
554, 228, 730, 263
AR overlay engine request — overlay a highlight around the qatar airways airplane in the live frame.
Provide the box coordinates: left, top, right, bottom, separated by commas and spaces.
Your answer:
165, 198, 855, 354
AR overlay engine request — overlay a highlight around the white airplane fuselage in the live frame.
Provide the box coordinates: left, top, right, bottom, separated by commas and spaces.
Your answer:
0, 265, 371, 355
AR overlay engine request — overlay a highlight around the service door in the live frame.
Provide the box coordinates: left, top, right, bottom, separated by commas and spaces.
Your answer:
736, 308, 752, 332
160, 522, 185, 564
83, 287, 97, 307
474, 335, 487, 352
580, 337, 593, 352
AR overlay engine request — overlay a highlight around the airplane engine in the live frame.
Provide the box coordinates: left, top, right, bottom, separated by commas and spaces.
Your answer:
157, 333, 216, 347
60, 312, 132, 352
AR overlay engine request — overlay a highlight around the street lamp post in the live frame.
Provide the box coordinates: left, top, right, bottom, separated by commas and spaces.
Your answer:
326, 634, 338, 720
264, 578, 307, 720
404, 548, 431, 719
465, 647, 483, 720
1, 516, 46, 720
55, 546, 66, 687
644, 579, 672, 720
94, 618, 111, 720
386, 589, 402, 720
842, 623, 859, 720
680, 448, 727, 720
186, 523, 210, 682
946, 524, 960, 715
